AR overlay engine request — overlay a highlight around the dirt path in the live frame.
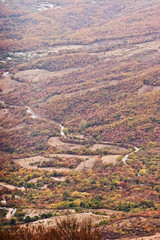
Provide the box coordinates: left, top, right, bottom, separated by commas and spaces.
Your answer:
59, 124, 66, 137
2, 103, 134, 173
26, 106, 41, 119
3, 103, 134, 172
51, 177, 66, 181
122, 147, 139, 166
119, 233, 160, 240
6, 208, 17, 219
0, 182, 25, 191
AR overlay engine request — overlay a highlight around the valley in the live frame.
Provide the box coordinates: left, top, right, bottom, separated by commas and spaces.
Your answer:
0, 0, 160, 239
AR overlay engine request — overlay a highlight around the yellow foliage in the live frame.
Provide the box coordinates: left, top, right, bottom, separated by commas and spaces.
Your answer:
139, 169, 147, 175
72, 191, 80, 198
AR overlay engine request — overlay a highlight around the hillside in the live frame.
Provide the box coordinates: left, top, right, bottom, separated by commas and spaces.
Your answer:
0, 0, 160, 239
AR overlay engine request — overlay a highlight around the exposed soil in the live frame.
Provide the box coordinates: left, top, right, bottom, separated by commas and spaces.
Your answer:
75, 156, 99, 171
90, 144, 127, 154
14, 156, 71, 172
0, 182, 25, 191
14, 154, 99, 172
32, 212, 107, 226
101, 155, 120, 165
97, 39, 160, 61
14, 68, 81, 83
0, 74, 24, 94
48, 137, 83, 150
14, 153, 122, 172
28, 178, 38, 183
119, 233, 160, 240
47, 45, 84, 53
51, 177, 66, 181
48, 137, 127, 154
23, 208, 75, 218
49, 153, 97, 161
138, 84, 160, 95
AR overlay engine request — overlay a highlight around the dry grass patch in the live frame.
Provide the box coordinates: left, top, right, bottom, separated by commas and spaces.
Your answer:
101, 155, 120, 165
0, 217, 102, 240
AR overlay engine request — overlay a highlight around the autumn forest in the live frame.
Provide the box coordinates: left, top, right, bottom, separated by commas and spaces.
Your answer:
0, 0, 160, 239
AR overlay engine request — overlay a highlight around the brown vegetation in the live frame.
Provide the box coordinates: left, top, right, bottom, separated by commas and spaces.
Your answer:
0, 217, 102, 240
0, 1, 160, 239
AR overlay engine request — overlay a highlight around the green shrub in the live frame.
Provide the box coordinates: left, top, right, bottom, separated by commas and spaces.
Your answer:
154, 185, 160, 192
10, 218, 16, 225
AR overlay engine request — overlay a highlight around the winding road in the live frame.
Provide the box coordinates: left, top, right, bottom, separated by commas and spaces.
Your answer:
25, 106, 66, 138
1, 103, 140, 172
0, 207, 17, 219
122, 146, 139, 166
26, 106, 41, 119
59, 124, 66, 137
